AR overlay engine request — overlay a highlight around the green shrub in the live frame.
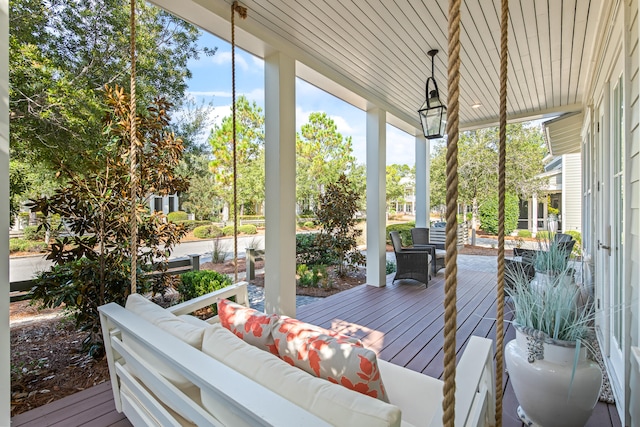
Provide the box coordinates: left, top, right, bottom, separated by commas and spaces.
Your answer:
386, 260, 397, 274
193, 225, 223, 239
304, 221, 315, 228
9, 238, 48, 253
238, 224, 257, 234
296, 233, 337, 266
167, 211, 188, 222
174, 220, 211, 231
296, 264, 328, 288
219, 224, 257, 235
32, 257, 149, 356
536, 230, 550, 240
478, 193, 518, 235
239, 215, 265, 220
386, 222, 415, 245
23, 214, 63, 241
517, 229, 532, 238
177, 270, 232, 306
23, 225, 45, 241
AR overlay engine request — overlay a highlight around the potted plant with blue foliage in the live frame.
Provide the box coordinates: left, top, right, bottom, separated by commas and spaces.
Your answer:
505, 259, 602, 427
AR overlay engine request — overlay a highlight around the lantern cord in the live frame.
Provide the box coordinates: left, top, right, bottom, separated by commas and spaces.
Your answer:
129, 0, 138, 296
442, 0, 461, 426
496, 0, 510, 425
231, 1, 247, 282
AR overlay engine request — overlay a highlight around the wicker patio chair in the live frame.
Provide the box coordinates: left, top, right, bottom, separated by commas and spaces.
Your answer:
410, 227, 446, 277
506, 238, 576, 294
389, 231, 432, 287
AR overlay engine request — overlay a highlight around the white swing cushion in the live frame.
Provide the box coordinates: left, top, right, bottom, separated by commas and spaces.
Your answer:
201, 323, 403, 427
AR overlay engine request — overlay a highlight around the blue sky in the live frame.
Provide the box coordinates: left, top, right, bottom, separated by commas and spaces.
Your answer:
185, 31, 417, 166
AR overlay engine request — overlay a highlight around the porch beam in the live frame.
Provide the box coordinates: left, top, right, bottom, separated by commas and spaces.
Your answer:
415, 133, 429, 228
1, 0, 9, 423
366, 107, 386, 287
264, 51, 296, 317
460, 103, 583, 132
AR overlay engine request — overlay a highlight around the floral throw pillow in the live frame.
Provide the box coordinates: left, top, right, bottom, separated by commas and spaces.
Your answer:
273, 316, 389, 402
216, 298, 279, 355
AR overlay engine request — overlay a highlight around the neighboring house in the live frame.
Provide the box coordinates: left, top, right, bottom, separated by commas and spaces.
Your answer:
148, 194, 179, 215
390, 176, 415, 214
518, 153, 582, 235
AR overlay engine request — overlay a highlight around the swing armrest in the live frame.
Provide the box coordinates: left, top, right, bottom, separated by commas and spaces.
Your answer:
429, 336, 496, 427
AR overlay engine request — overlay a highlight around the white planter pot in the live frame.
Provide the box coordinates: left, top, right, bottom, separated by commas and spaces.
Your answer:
505, 328, 602, 427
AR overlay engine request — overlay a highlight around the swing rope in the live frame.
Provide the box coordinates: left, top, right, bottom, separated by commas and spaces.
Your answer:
129, 0, 138, 295
231, 1, 247, 283
443, 0, 461, 425
495, 0, 509, 425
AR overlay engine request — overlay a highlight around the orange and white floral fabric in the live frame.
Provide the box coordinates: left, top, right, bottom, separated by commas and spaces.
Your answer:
273, 316, 389, 402
216, 298, 279, 355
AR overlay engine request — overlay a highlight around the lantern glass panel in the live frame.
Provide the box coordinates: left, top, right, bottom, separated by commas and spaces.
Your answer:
419, 103, 446, 139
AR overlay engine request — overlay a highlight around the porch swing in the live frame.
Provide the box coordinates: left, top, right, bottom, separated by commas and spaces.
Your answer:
112, 0, 511, 425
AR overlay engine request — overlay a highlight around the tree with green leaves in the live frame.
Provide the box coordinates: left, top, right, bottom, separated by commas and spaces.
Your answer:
9, 162, 29, 227
208, 96, 265, 217
29, 86, 188, 355
430, 123, 546, 231
296, 112, 358, 212
315, 174, 366, 276
9, 0, 212, 206
176, 154, 219, 220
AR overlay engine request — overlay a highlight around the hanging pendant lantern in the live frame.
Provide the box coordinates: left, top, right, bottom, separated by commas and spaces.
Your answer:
418, 49, 447, 139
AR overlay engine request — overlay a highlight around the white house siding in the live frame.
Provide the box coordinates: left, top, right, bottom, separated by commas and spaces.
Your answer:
626, 0, 640, 424
561, 153, 582, 233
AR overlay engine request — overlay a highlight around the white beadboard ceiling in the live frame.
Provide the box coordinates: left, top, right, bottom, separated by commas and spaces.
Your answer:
153, 0, 606, 134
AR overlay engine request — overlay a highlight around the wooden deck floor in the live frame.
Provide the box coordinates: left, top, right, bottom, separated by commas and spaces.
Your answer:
12, 270, 621, 427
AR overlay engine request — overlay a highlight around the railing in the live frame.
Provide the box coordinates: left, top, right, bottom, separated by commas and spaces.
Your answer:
245, 248, 265, 280
429, 222, 469, 247
9, 255, 202, 302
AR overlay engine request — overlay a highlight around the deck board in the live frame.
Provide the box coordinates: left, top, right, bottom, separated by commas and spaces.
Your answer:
11, 381, 128, 427
12, 269, 619, 427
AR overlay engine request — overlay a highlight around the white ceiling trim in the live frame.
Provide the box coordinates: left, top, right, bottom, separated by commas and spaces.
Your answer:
544, 112, 584, 155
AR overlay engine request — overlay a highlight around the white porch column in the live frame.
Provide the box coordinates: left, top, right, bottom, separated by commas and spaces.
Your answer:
264, 51, 296, 317
366, 107, 386, 287
415, 133, 429, 228
1, 0, 10, 423
531, 194, 538, 236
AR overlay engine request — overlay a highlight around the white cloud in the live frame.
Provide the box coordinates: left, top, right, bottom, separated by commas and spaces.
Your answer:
295, 106, 312, 131
385, 126, 415, 166
212, 51, 249, 71
188, 90, 232, 98
209, 105, 232, 127
329, 115, 354, 134
251, 56, 265, 70
242, 88, 264, 105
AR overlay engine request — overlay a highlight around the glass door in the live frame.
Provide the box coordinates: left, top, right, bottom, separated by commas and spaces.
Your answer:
609, 75, 625, 394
